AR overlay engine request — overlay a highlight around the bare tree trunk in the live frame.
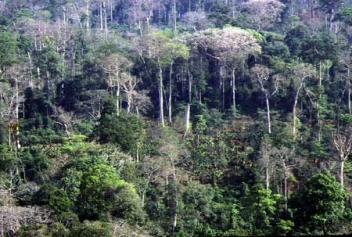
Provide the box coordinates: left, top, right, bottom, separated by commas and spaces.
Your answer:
168, 62, 173, 124
333, 132, 352, 188
184, 104, 191, 137
340, 160, 345, 187
265, 166, 270, 190
27, 52, 33, 88
265, 94, 272, 134
232, 67, 236, 111
221, 78, 225, 111
86, 0, 90, 32
283, 162, 288, 210
146, 14, 151, 32
348, 67, 351, 114
158, 59, 165, 127
172, 0, 177, 33
169, 160, 178, 234
103, 1, 108, 37
37, 67, 41, 88
8, 122, 11, 147
293, 82, 303, 140
110, 0, 113, 21
127, 93, 131, 114
141, 180, 149, 208
199, 56, 204, 104
221, 67, 225, 110
71, 46, 76, 77
15, 79, 20, 150
232, 0, 236, 19
317, 61, 322, 141
138, 20, 143, 36
116, 80, 120, 116
185, 68, 192, 137
100, 1, 103, 31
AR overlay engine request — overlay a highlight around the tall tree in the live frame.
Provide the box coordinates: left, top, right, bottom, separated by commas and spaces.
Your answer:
0, 31, 17, 77
100, 53, 132, 115
189, 26, 262, 111
332, 129, 352, 187
139, 29, 189, 127
292, 172, 348, 235
291, 63, 315, 141
241, 0, 285, 30
251, 65, 280, 134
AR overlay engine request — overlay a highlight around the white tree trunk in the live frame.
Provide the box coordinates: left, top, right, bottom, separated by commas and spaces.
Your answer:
283, 162, 288, 210
170, 160, 178, 234
265, 94, 272, 134
103, 1, 108, 37
340, 160, 345, 187
348, 68, 351, 114
86, 0, 90, 32
232, 68, 236, 111
184, 104, 191, 137
293, 82, 303, 140
158, 60, 165, 127
185, 68, 192, 137
15, 79, 20, 150
110, 0, 113, 21
100, 1, 103, 31
317, 61, 322, 141
168, 63, 173, 124
173, 0, 177, 32
27, 52, 33, 88
116, 80, 120, 116
265, 166, 270, 190
127, 94, 131, 114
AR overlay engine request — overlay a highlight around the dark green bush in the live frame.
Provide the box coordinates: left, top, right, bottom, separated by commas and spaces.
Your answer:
70, 221, 112, 237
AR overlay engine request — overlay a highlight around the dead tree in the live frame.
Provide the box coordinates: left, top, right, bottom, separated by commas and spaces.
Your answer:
333, 130, 352, 187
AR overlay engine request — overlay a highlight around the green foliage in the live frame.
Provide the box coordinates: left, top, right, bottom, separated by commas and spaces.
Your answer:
34, 184, 73, 214
18, 223, 69, 237
4, 1, 352, 236
21, 148, 51, 182
300, 32, 338, 64
33, 45, 65, 82
49, 188, 74, 214
70, 221, 112, 237
0, 120, 7, 144
207, 3, 232, 27
0, 31, 17, 70
55, 212, 80, 229
242, 185, 283, 235
61, 168, 83, 202
60, 156, 144, 222
111, 183, 146, 224
95, 110, 147, 158
0, 144, 17, 172
77, 163, 127, 219
337, 7, 352, 25
15, 182, 40, 205
144, 29, 190, 65
188, 123, 230, 184
318, 0, 343, 12
284, 25, 309, 56
291, 172, 348, 235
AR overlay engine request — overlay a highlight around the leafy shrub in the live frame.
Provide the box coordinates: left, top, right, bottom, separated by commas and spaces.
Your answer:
34, 184, 73, 214
77, 163, 127, 219
55, 212, 80, 229
112, 183, 146, 224
70, 221, 112, 237
20, 149, 51, 182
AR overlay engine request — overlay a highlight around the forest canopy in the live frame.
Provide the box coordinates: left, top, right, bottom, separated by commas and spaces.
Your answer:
1, 0, 352, 236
